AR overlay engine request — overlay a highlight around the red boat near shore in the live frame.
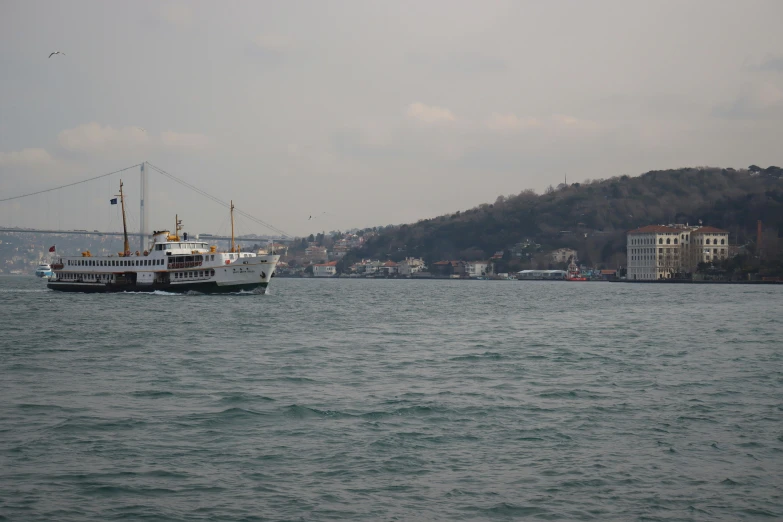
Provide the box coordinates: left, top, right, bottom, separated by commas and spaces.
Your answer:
567, 260, 588, 281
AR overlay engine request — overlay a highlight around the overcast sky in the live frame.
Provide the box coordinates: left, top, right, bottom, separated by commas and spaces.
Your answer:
1, 0, 781, 237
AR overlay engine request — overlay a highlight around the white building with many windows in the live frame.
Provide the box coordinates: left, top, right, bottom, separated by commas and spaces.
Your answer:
689, 226, 730, 267
627, 225, 730, 280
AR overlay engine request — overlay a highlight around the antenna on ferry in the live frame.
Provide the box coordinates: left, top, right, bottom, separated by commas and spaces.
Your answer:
117, 180, 130, 255
230, 200, 236, 253
175, 215, 183, 241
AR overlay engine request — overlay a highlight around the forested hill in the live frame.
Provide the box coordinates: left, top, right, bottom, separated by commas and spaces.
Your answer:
347, 165, 783, 270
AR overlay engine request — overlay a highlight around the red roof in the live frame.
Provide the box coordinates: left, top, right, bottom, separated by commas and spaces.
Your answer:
628, 225, 681, 234
691, 226, 728, 234
382, 260, 398, 267
313, 261, 338, 267
433, 261, 451, 265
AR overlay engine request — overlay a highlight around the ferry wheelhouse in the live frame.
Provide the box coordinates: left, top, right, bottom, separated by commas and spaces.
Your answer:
47, 180, 279, 294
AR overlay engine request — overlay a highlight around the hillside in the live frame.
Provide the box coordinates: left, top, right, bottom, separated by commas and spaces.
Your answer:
344, 166, 783, 271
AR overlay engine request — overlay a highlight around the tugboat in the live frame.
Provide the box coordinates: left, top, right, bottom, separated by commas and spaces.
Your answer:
47, 180, 279, 293
566, 259, 588, 281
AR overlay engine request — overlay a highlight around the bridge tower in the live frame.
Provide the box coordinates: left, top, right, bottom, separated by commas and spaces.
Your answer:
139, 162, 148, 251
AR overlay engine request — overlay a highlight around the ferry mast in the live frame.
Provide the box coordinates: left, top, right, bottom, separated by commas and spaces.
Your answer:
230, 200, 236, 253
117, 180, 130, 254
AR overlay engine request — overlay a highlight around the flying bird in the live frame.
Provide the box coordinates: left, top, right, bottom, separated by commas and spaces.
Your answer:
48, 51, 66, 58
308, 215, 312, 220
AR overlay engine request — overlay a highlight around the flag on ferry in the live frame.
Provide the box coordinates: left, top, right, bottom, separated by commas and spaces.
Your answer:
49, 245, 56, 252
110, 198, 118, 205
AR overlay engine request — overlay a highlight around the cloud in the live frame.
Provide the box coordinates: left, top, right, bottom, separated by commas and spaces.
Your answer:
160, 131, 211, 149
245, 33, 293, 65
551, 114, 601, 132
159, 3, 193, 26
58, 122, 149, 153
407, 52, 507, 75
483, 112, 599, 133
56, 123, 210, 153
406, 102, 456, 125
485, 113, 541, 132
713, 81, 783, 119
0, 148, 55, 168
252, 34, 290, 53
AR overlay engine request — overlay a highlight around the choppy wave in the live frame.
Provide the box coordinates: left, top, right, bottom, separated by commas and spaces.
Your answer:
1, 276, 782, 521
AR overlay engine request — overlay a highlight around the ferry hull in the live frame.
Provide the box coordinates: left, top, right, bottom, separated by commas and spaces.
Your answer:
47, 280, 270, 294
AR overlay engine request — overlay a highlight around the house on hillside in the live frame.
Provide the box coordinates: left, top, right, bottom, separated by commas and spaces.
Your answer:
305, 245, 328, 263
550, 248, 578, 263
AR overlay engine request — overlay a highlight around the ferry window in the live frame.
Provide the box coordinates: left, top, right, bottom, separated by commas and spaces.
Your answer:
211, 255, 214, 261
211, 270, 215, 276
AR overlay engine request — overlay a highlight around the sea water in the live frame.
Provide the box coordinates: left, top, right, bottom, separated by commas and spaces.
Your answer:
1, 276, 781, 520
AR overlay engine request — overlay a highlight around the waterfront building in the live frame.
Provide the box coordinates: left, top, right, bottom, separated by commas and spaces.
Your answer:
688, 226, 730, 268
312, 261, 337, 277
627, 224, 730, 280
466, 261, 490, 278
397, 257, 426, 276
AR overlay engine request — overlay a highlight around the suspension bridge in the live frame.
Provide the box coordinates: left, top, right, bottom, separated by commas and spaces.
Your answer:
0, 162, 291, 250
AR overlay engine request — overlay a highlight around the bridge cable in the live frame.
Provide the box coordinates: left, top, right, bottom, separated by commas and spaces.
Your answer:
0, 164, 142, 203
146, 162, 290, 238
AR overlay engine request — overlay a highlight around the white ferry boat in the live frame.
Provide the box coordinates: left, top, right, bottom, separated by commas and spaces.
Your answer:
47, 181, 279, 294
35, 263, 54, 278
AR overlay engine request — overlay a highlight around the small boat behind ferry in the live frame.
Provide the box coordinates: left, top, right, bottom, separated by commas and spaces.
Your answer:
35, 263, 54, 279
47, 180, 279, 294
